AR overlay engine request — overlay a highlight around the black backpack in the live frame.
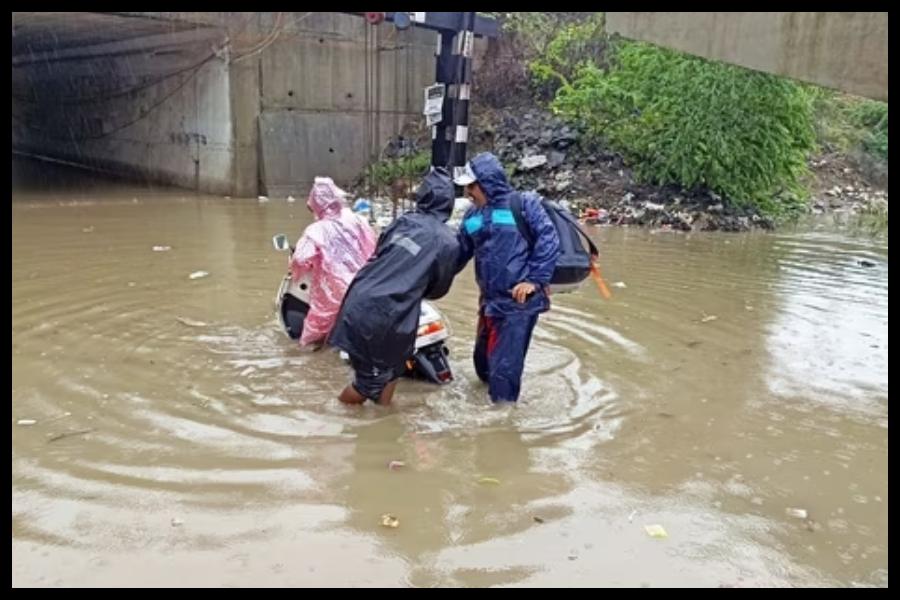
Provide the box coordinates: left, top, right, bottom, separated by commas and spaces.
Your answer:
510, 192, 598, 293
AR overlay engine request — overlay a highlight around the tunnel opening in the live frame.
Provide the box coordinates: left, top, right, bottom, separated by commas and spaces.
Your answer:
12, 12, 231, 195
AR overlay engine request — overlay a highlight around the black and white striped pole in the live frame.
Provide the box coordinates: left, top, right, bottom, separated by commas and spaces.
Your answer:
360, 13, 498, 173
446, 11, 475, 179
430, 29, 456, 169
428, 12, 476, 177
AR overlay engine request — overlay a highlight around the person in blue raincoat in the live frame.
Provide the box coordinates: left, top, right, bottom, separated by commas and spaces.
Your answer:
453, 152, 560, 403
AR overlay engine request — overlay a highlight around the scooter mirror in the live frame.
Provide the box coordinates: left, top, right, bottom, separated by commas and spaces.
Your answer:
272, 234, 289, 251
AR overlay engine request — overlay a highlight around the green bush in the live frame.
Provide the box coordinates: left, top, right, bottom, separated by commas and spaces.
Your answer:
852, 101, 888, 161
528, 13, 607, 97
478, 13, 604, 104
808, 88, 888, 162
365, 151, 431, 188
552, 41, 817, 217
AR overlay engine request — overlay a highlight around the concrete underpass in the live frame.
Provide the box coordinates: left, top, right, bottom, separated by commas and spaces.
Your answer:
12, 12, 888, 196
12, 12, 437, 196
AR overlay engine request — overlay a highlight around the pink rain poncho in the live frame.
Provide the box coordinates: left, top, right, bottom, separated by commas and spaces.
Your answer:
290, 177, 376, 346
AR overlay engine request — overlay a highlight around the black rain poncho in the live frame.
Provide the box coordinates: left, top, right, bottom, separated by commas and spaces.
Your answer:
329, 167, 460, 373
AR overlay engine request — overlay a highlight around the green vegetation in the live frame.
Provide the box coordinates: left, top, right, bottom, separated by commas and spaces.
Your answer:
365, 151, 431, 188
489, 12, 886, 220
552, 40, 816, 217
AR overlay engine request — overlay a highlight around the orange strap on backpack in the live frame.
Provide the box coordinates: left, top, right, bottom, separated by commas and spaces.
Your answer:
589, 260, 612, 300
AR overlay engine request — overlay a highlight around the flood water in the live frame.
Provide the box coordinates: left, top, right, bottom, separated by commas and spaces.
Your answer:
12, 159, 888, 587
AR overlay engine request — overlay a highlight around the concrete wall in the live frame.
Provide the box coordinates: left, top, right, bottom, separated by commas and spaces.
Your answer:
12, 12, 446, 196
255, 14, 436, 196
607, 12, 888, 101
11, 26, 236, 194
123, 12, 439, 196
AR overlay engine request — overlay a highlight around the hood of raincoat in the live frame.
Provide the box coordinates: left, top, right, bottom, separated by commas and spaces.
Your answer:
307, 177, 348, 220
467, 152, 513, 204
414, 167, 455, 222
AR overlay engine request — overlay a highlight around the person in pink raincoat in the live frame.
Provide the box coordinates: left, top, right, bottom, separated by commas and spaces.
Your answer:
290, 177, 376, 347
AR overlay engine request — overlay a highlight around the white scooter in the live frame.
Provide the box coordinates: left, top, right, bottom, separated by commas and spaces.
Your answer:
271, 234, 454, 384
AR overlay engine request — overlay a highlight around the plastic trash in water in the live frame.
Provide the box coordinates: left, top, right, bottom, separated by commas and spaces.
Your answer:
701, 314, 718, 323
176, 317, 207, 327
353, 198, 372, 214
17, 419, 37, 426
388, 460, 405, 471
152, 246, 171, 252
786, 507, 808, 519
644, 524, 668, 538
477, 477, 501, 485
258, 196, 270, 203
287, 195, 296, 203
189, 271, 210, 280
612, 281, 627, 289
380, 514, 400, 528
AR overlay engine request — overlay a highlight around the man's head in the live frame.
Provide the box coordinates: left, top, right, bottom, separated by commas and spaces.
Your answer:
452, 161, 486, 207
415, 166, 455, 222
465, 182, 488, 207
453, 152, 509, 207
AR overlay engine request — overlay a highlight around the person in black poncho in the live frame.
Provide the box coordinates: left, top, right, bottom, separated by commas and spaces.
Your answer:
330, 167, 460, 405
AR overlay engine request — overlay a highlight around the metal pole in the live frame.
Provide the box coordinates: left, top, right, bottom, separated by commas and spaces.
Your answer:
430, 30, 455, 168
447, 11, 475, 176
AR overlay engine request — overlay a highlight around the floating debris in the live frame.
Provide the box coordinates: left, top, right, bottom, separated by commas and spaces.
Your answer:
477, 477, 501, 485
700, 314, 718, 323
171, 517, 184, 527
786, 507, 808, 519
258, 196, 270, 203
380, 514, 400, 528
152, 245, 172, 252
176, 317, 207, 328
17, 419, 37, 426
533, 516, 545, 524
612, 281, 627, 289
388, 460, 406, 471
188, 271, 209, 280
644, 524, 668, 538
48, 428, 95, 443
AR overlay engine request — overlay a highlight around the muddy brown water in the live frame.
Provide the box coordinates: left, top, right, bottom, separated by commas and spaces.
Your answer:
12, 159, 887, 587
